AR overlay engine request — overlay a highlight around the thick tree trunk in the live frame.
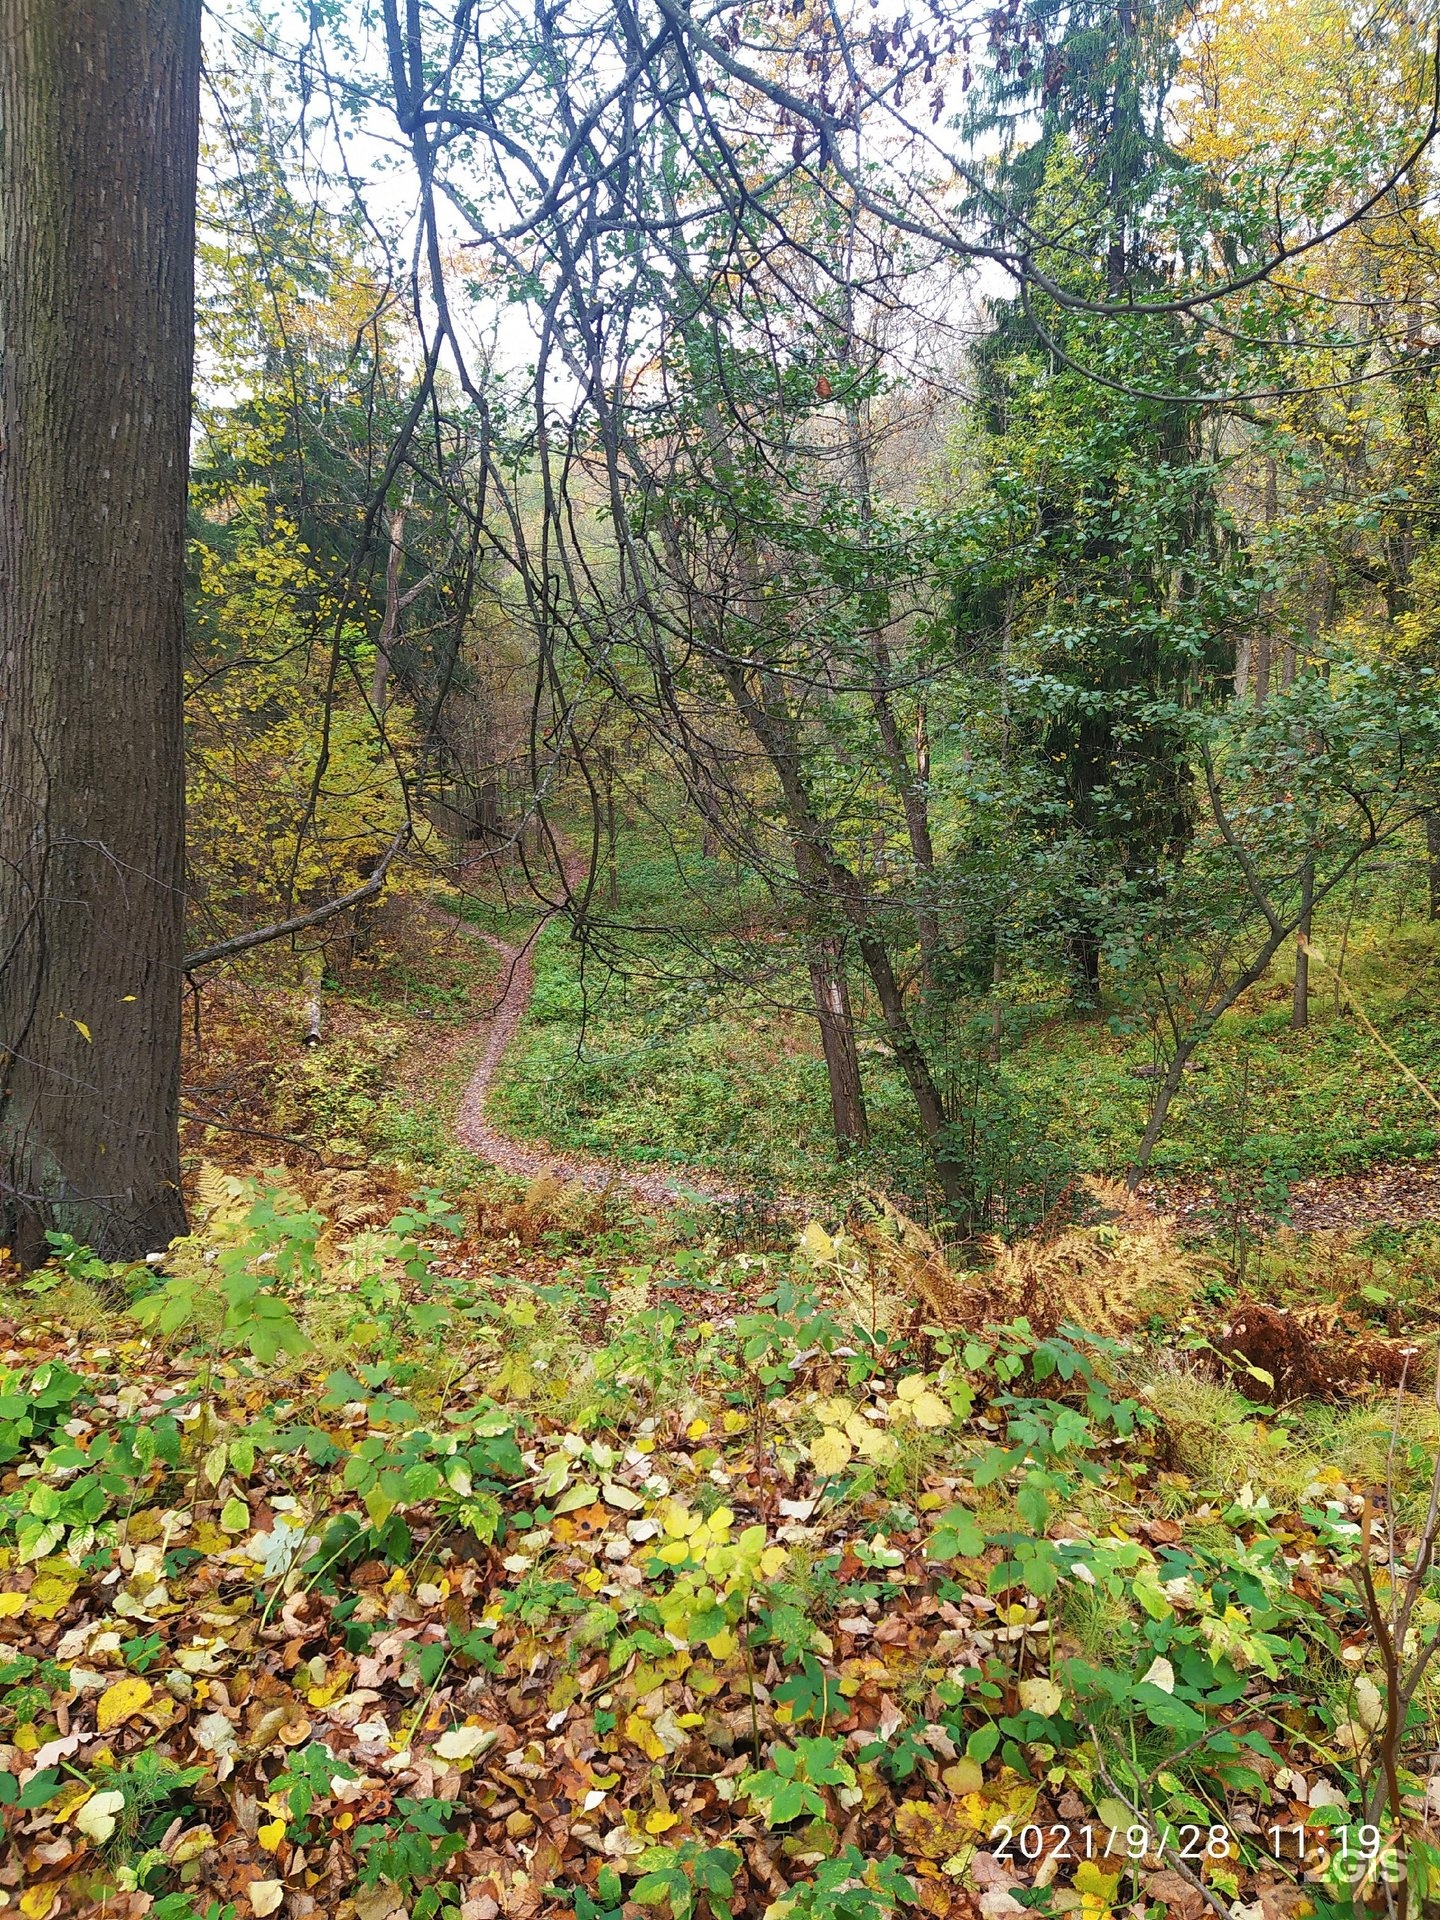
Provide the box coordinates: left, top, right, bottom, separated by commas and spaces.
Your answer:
0, 0, 199, 1263
806, 936, 868, 1150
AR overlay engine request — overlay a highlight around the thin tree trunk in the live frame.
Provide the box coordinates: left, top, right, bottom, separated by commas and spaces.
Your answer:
1427, 814, 1440, 921
300, 951, 325, 1047
1292, 856, 1314, 1031
807, 936, 868, 1149
371, 507, 407, 715
0, 0, 200, 1263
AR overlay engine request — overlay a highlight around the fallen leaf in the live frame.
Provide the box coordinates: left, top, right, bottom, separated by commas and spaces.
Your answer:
1017, 1677, 1062, 1715
250, 1879, 285, 1916
96, 1674, 153, 1732
75, 1788, 126, 1844
811, 1427, 854, 1476
1139, 1655, 1175, 1694
434, 1724, 499, 1761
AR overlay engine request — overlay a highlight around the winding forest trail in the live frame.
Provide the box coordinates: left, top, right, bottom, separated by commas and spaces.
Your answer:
439, 898, 750, 1210
436, 872, 1440, 1234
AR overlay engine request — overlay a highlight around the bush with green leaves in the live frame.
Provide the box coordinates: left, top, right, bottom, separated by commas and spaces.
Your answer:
134, 1177, 318, 1362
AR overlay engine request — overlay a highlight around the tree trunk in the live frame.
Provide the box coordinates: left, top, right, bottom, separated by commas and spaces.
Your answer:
1292, 858, 1314, 1031
807, 936, 868, 1150
1427, 814, 1440, 921
370, 506, 406, 715
0, 0, 199, 1263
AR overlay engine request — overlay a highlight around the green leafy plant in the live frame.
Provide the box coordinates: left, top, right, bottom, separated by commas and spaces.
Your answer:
633, 1840, 741, 1918
765, 1849, 916, 1920
741, 1737, 856, 1826
353, 1796, 465, 1919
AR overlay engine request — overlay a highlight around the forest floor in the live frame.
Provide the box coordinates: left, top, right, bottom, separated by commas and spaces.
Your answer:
437, 906, 748, 1212
11, 866, 1440, 1920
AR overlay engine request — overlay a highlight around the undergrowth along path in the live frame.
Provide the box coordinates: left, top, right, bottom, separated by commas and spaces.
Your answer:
438, 867, 1440, 1234
438, 890, 750, 1211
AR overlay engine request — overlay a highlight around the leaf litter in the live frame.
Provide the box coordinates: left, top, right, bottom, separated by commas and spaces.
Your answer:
2, 1173, 1439, 1920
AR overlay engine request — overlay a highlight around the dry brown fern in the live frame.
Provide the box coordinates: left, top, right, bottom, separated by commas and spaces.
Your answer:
962, 1177, 1199, 1336
814, 1180, 1199, 1340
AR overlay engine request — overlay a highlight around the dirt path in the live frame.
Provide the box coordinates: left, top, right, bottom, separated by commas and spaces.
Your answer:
439, 903, 751, 1210
437, 872, 1440, 1233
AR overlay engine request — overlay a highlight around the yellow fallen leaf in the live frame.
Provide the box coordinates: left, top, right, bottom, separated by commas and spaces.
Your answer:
170, 1825, 216, 1865
19, 1884, 58, 1918
1017, 1677, 1063, 1716
624, 1710, 667, 1762
0, 1590, 25, 1617
27, 1572, 79, 1620
810, 1427, 853, 1476
73, 1019, 92, 1043
645, 1809, 680, 1833
250, 1880, 285, 1917
721, 1410, 748, 1435
75, 1788, 126, 1844
96, 1675, 153, 1733
685, 1417, 710, 1440
942, 1758, 984, 1794
256, 1818, 287, 1853
905, 1389, 952, 1429
306, 1674, 350, 1708
433, 1725, 499, 1762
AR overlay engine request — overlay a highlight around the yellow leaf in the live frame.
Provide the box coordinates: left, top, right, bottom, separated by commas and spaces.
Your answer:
20, 1885, 57, 1918
170, 1826, 216, 1865
1017, 1678, 1063, 1716
0, 1590, 25, 1617
1074, 1862, 1121, 1901
645, 1809, 680, 1833
721, 1410, 748, 1435
75, 1788, 126, 1844
73, 1020, 91, 1043
801, 1221, 835, 1262
250, 1880, 285, 1917
96, 1675, 153, 1733
686, 1417, 710, 1440
905, 1390, 953, 1429
28, 1572, 79, 1619
942, 1758, 984, 1794
810, 1427, 854, 1476
257, 1818, 287, 1852
624, 1710, 667, 1762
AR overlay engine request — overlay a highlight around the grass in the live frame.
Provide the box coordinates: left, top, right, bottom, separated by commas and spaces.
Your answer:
464, 828, 1440, 1216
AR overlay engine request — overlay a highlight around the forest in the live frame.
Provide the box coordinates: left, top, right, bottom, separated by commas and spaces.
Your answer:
4, 0, 1440, 1915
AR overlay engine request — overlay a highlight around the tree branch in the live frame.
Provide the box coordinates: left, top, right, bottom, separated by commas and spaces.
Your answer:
182, 827, 409, 972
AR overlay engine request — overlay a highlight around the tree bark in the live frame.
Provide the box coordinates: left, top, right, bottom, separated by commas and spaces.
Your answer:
370, 506, 406, 715
1291, 856, 1314, 1031
0, 0, 200, 1263
806, 935, 868, 1150
1427, 814, 1440, 921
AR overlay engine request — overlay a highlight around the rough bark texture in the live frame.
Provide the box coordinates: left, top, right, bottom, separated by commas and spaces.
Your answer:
806, 936, 868, 1149
0, 0, 200, 1262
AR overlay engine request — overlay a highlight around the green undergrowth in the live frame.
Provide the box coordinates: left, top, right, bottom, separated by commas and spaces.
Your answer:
445, 831, 1440, 1217
4, 1177, 1440, 1917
